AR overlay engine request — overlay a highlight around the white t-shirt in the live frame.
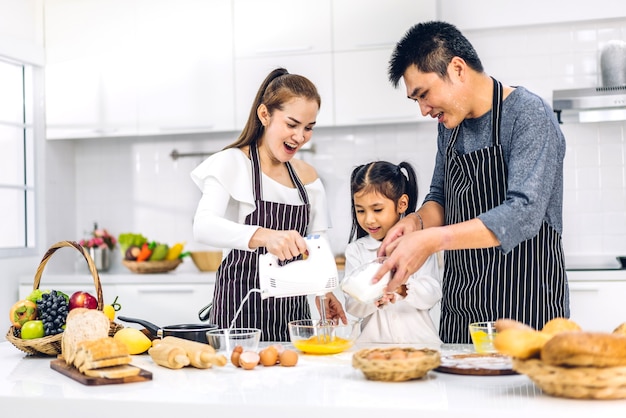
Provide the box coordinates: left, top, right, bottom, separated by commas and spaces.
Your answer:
344, 235, 442, 345
190, 147, 331, 256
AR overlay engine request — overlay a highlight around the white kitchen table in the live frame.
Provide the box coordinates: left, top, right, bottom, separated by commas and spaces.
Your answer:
1, 341, 625, 418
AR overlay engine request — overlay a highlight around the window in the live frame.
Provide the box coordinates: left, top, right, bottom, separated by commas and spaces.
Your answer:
0, 57, 36, 254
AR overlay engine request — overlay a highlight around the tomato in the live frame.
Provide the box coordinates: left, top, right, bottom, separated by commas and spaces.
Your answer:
21, 320, 45, 339
9, 300, 38, 329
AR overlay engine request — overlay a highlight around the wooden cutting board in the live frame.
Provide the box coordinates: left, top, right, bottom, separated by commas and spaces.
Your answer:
50, 359, 152, 385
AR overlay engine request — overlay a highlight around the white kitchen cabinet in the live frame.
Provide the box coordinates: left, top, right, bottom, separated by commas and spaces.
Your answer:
19, 275, 215, 327
44, 0, 138, 139
44, 0, 235, 140
232, 0, 334, 129
439, 0, 626, 30
332, 0, 436, 52
134, 0, 234, 135
331, 0, 436, 126
566, 270, 626, 332
234, 54, 335, 129
233, 0, 332, 58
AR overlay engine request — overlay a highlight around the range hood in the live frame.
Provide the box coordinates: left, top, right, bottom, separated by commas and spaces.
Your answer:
552, 86, 626, 123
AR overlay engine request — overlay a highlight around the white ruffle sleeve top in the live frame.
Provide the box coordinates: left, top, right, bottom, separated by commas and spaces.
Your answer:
190, 148, 331, 256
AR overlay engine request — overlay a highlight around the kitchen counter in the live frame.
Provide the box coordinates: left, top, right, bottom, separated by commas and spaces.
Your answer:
1, 342, 625, 418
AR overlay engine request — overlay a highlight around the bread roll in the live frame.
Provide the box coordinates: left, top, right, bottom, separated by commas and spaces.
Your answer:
493, 328, 552, 359
495, 318, 534, 332
540, 317, 581, 336
541, 331, 626, 367
613, 322, 626, 336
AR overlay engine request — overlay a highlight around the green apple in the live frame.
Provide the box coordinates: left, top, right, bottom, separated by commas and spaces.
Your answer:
21, 320, 45, 339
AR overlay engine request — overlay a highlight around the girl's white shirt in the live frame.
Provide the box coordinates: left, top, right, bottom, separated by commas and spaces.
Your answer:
344, 235, 442, 345
191, 148, 331, 256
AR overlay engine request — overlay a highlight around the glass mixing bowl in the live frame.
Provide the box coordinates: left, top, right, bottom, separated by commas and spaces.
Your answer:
288, 319, 361, 355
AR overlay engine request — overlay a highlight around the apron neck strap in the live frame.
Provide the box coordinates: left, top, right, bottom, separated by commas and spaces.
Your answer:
490, 77, 503, 146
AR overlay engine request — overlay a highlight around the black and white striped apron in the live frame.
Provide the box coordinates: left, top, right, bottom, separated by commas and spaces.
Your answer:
440, 78, 569, 343
207, 144, 311, 342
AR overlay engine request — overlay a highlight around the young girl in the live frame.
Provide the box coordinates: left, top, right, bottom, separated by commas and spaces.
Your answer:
344, 161, 442, 345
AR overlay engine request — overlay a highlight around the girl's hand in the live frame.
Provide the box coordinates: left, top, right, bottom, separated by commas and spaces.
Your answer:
375, 292, 397, 308
315, 293, 348, 325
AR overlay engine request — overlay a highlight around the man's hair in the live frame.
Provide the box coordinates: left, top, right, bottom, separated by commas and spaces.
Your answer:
388, 21, 484, 87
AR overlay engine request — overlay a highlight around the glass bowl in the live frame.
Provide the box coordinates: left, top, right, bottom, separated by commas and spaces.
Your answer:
206, 327, 261, 354
341, 257, 391, 304
469, 321, 498, 353
288, 319, 361, 355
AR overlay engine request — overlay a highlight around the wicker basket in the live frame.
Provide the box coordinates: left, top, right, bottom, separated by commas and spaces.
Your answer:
352, 347, 441, 382
6, 240, 123, 356
512, 358, 626, 399
122, 259, 182, 274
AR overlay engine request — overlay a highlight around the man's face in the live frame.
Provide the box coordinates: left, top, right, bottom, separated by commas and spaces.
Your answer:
403, 63, 467, 129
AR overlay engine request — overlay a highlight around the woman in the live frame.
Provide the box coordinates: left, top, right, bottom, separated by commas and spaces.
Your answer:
191, 68, 345, 342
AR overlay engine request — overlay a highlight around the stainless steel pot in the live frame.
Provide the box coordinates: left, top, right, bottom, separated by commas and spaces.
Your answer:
117, 315, 218, 344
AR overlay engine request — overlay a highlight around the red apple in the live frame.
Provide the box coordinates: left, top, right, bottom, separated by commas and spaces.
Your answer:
69, 291, 98, 310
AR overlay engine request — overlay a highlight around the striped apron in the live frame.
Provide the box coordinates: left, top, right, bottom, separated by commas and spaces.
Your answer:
207, 144, 311, 342
440, 78, 569, 343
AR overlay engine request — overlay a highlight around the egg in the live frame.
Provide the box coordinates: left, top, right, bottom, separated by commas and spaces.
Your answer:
279, 349, 299, 367
259, 346, 279, 366
366, 351, 387, 361
388, 349, 408, 360
239, 350, 260, 370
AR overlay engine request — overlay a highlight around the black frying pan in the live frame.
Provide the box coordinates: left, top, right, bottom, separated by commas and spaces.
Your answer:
118, 315, 218, 344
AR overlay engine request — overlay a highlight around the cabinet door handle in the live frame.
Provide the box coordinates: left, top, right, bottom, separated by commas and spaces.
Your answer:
137, 288, 195, 294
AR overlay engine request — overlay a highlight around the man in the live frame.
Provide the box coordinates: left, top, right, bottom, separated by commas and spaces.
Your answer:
374, 21, 569, 343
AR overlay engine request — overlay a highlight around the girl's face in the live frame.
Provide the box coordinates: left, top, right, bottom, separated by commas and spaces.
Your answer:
257, 97, 319, 163
353, 190, 408, 241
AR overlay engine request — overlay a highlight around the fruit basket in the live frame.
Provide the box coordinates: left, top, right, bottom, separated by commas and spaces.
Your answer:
352, 347, 441, 382
512, 358, 626, 400
6, 241, 123, 356
122, 259, 182, 274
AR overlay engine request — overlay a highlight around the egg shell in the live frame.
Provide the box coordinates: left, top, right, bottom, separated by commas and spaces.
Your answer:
388, 349, 408, 360
231, 345, 243, 367
279, 349, 298, 367
239, 351, 260, 370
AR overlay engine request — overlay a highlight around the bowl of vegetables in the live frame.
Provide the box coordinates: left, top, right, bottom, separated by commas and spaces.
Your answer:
118, 233, 187, 274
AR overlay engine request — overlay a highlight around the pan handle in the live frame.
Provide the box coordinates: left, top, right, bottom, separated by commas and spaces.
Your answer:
198, 302, 212, 322
117, 315, 161, 336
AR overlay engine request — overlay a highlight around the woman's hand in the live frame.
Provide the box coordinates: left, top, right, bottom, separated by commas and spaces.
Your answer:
315, 292, 348, 325
250, 228, 307, 260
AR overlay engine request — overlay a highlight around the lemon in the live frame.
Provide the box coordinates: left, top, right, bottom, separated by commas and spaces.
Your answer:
102, 305, 115, 321
113, 327, 152, 354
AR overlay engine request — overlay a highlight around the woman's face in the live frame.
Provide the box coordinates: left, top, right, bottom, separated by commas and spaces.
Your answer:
258, 97, 319, 163
353, 190, 407, 241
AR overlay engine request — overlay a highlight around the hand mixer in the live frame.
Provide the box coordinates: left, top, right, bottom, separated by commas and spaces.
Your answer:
258, 234, 339, 341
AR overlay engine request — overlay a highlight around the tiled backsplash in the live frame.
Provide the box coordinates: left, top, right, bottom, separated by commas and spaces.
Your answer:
48, 17, 626, 272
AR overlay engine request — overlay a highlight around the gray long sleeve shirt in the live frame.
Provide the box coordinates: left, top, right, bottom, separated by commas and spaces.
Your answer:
424, 86, 566, 253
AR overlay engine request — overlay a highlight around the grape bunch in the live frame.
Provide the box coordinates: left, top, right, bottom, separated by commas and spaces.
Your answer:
36, 290, 69, 336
